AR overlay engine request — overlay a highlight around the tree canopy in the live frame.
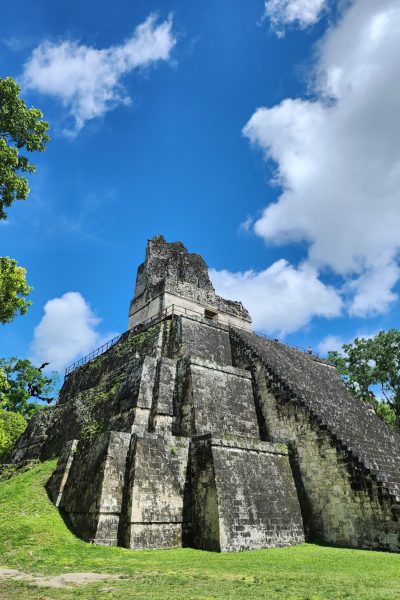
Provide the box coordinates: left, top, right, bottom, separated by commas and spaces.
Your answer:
0, 77, 49, 220
0, 76, 50, 323
0, 78, 54, 461
328, 329, 400, 429
0, 256, 32, 324
0, 357, 57, 419
0, 410, 27, 462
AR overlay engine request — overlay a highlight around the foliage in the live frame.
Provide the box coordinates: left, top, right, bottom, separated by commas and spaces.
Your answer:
0, 462, 400, 598
0, 357, 58, 418
0, 459, 39, 482
0, 77, 49, 220
328, 329, 400, 428
0, 365, 10, 403
0, 256, 32, 324
80, 420, 105, 444
0, 409, 27, 462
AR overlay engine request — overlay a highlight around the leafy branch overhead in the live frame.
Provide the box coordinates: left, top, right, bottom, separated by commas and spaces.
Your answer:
0, 77, 49, 220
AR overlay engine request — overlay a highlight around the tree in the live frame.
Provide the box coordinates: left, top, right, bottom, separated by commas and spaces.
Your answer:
0, 358, 57, 419
0, 77, 49, 322
0, 257, 32, 324
0, 410, 27, 462
0, 77, 49, 220
328, 330, 400, 429
0, 367, 10, 406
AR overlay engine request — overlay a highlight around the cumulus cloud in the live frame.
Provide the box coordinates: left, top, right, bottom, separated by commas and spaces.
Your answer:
22, 15, 175, 134
317, 329, 378, 356
210, 260, 342, 336
244, 0, 400, 317
30, 292, 117, 373
264, 0, 327, 33
317, 334, 345, 355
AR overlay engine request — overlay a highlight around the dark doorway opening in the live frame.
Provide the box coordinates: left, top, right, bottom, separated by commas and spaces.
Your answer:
204, 308, 218, 321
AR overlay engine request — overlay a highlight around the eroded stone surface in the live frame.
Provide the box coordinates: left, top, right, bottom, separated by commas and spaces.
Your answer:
230, 328, 400, 551
128, 235, 251, 330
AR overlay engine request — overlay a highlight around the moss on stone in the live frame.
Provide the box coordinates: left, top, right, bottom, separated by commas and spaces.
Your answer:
63, 323, 162, 395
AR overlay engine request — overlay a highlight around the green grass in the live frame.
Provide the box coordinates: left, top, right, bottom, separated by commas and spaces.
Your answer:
0, 462, 400, 599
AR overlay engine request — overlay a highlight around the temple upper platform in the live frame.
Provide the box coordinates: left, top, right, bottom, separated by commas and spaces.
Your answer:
128, 235, 252, 331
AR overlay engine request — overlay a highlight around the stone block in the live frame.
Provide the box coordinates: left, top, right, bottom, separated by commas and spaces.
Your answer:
46, 439, 78, 507
175, 356, 259, 438
121, 433, 189, 549
148, 357, 176, 433
153, 358, 176, 416
61, 431, 131, 545
169, 316, 233, 366
190, 435, 305, 552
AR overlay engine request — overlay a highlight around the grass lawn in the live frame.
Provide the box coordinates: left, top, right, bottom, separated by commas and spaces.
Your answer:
0, 462, 399, 599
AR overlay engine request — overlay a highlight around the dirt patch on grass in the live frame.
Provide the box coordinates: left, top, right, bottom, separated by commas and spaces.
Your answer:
0, 568, 120, 588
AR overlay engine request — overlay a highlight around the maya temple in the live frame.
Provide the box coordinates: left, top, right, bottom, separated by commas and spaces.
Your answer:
11, 236, 400, 552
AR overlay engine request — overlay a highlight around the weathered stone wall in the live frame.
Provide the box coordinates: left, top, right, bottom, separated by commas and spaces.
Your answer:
149, 357, 176, 432
47, 430, 189, 549
257, 378, 400, 550
11, 324, 163, 462
10, 407, 54, 463
231, 330, 400, 551
121, 433, 189, 549
128, 236, 251, 328
166, 316, 233, 366
174, 356, 259, 438
47, 439, 78, 507
128, 292, 165, 331
189, 435, 220, 551
190, 435, 305, 551
59, 431, 131, 545
231, 328, 400, 501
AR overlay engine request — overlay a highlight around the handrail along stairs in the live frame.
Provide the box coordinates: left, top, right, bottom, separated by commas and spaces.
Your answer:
64, 303, 326, 377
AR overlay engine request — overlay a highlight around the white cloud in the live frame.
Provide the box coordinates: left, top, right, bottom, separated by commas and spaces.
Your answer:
238, 216, 254, 234
210, 259, 342, 336
264, 0, 327, 33
349, 262, 400, 317
30, 292, 117, 373
318, 329, 379, 356
22, 15, 175, 134
317, 334, 344, 355
244, 0, 400, 317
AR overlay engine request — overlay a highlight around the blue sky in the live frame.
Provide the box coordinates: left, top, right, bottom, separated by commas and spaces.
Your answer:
1, 0, 400, 374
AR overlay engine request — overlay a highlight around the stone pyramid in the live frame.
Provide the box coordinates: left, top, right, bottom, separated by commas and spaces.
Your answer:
12, 236, 400, 552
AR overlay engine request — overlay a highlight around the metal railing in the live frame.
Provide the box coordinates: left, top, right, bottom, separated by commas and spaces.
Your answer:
64, 306, 175, 377
64, 333, 123, 376
64, 302, 325, 377
164, 304, 205, 320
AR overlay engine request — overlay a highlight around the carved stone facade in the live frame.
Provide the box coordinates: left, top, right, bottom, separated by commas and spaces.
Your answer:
128, 235, 252, 330
12, 237, 400, 552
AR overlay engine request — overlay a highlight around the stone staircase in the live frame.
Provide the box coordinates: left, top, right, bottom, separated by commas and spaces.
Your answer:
231, 328, 400, 502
